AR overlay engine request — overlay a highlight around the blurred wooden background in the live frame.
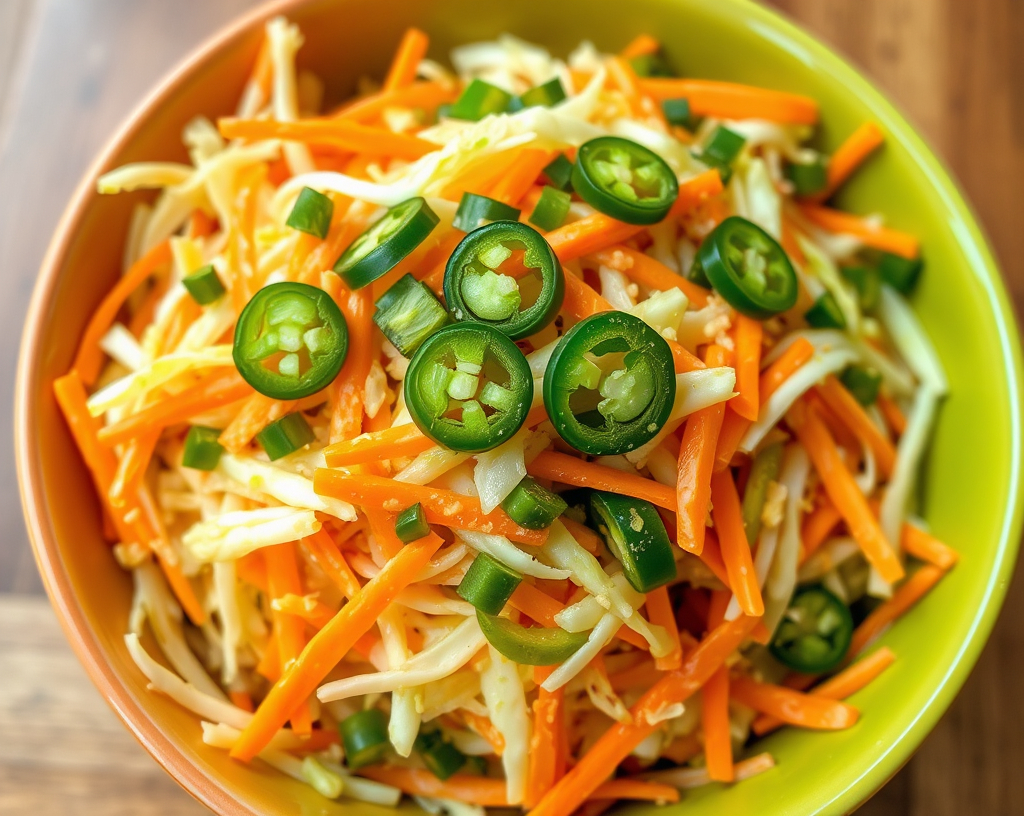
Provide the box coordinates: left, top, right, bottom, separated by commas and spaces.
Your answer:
1, 0, 1022, 813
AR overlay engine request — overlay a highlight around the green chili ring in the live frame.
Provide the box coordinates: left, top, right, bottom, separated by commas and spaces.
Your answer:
588, 491, 677, 593
233, 281, 348, 400
543, 312, 676, 456
443, 221, 564, 340
571, 136, 678, 225
769, 585, 854, 674
477, 610, 589, 666
405, 323, 533, 453
333, 196, 439, 290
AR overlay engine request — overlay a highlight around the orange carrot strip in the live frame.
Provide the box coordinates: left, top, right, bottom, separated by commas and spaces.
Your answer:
646, 586, 682, 671
799, 498, 842, 563
231, 532, 444, 761
461, 710, 505, 756
264, 542, 313, 735
789, 402, 904, 584
508, 582, 648, 650
74, 241, 172, 385
812, 122, 885, 202
560, 516, 602, 554
620, 34, 661, 60
314, 471, 548, 545
752, 646, 895, 735
849, 566, 944, 656
526, 666, 563, 808
702, 665, 734, 781
527, 451, 676, 511
383, 28, 429, 92
547, 214, 646, 263
272, 594, 336, 630
441, 149, 526, 202
361, 767, 508, 805
98, 371, 253, 448
638, 78, 819, 124
608, 658, 660, 692
218, 117, 436, 160
362, 506, 405, 561
336, 80, 457, 122
588, 245, 709, 308
108, 430, 160, 507
901, 523, 959, 570
714, 337, 815, 471
490, 148, 556, 205
323, 423, 433, 466
731, 316, 762, 421
527, 615, 759, 816
54, 372, 204, 624
329, 287, 375, 443
729, 676, 859, 730
668, 169, 726, 218
300, 530, 364, 600
877, 391, 907, 436
590, 780, 679, 803
187, 209, 218, 239
799, 204, 919, 259
709, 470, 764, 616
816, 375, 896, 478
229, 690, 254, 713
219, 394, 297, 453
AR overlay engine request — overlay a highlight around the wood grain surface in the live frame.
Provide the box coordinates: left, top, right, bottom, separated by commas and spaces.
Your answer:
1, 1, 1022, 814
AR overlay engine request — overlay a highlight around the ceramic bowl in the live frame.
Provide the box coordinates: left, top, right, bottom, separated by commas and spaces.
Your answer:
16, 0, 1024, 813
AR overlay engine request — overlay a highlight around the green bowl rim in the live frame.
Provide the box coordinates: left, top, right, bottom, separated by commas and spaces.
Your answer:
13, 0, 1024, 813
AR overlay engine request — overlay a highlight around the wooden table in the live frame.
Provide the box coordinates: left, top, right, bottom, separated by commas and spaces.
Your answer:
1, 1, 1021, 813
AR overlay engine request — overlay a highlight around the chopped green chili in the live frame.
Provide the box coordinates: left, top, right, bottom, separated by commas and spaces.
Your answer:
840, 365, 883, 406
256, 412, 316, 460
182, 264, 226, 306
286, 187, 334, 239
804, 291, 847, 329
457, 553, 523, 614
395, 502, 430, 543
449, 79, 513, 121
182, 426, 224, 471
841, 266, 881, 311
501, 476, 567, 530
542, 154, 574, 191
453, 193, 521, 233
878, 251, 923, 294
588, 491, 676, 593
339, 709, 389, 769
476, 610, 589, 665
741, 442, 784, 545
373, 273, 449, 357
528, 186, 572, 232
785, 155, 829, 197
770, 585, 854, 673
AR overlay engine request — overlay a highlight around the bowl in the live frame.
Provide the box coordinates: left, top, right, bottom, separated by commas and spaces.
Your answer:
15, 0, 1024, 813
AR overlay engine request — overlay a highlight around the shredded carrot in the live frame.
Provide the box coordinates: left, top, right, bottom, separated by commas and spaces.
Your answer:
219, 394, 297, 453
800, 497, 843, 563
877, 391, 908, 436
229, 690, 254, 712
901, 523, 959, 570
336, 80, 457, 122
714, 336, 815, 471
272, 594, 336, 630
231, 532, 444, 761
264, 542, 313, 735
731, 316, 762, 421
646, 586, 682, 670
799, 204, 919, 259
815, 375, 896, 478
490, 148, 556, 205
789, 401, 904, 584
639, 78, 819, 124
247, 36, 274, 104
850, 565, 944, 656
753, 647, 896, 735
676, 344, 730, 553
97, 371, 253, 448
709, 470, 764, 616
108, 430, 159, 507
588, 245, 709, 308
226, 165, 264, 310
314, 471, 549, 545
620, 34, 660, 60
668, 169, 726, 218
527, 615, 759, 816
218, 117, 437, 161
508, 582, 648, 651
74, 241, 172, 386
462, 710, 506, 756
559, 516, 603, 554
362, 506, 405, 561
729, 676, 859, 730
702, 665, 734, 781
323, 423, 433, 467
360, 767, 509, 806
548, 214, 646, 262
329, 287, 375, 443
608, 57, 648, 119
383, 28, 429, 92
527, 451, 677, 511
608, 658, 661, 692
812, 122, 885, 202
441, 148, 527, 202
526, 666, 564, 807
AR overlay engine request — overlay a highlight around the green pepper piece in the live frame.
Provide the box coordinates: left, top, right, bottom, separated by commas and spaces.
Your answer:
878, 251, 923, 294
256, 412, 316, 460
572, 136, 679, 225
741, 442, 783, 545
529, 186, 572, 231
804, 291, 847, 329
373, 273, 449, 357
444, 221, 564, 340
696, 216, 798, 319
395, 502, 430, 542
286, 187, 334, 239
501, 476, 567, 530
476, 610, 589, 665
628, 51, 675, 78
405, 323, 533, 453
333, 197, 439, 290
693, 126, 746, 184
770, 585, 854, 673
339, 709, 389, 769
518, 77, 567, 109
453, 193, 521, 233
457, 553, 523, 614
233, 281, 348, 400
182, 264, 226, 306
415, 730, 466, 780
449, 79, 513, 121
840, 365, 883, 406
588, 491, 676, 593
544, 312, 676, 456
542, 154, 574, 191
841, 266, 881, 311
182, 426, 224, 471
785, 156, 828, 197
661, 97, 692, 128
